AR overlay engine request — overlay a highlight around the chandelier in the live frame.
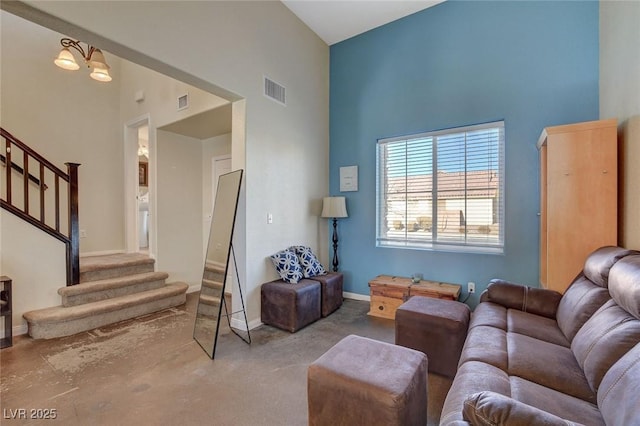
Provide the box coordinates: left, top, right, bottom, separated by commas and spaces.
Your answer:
54, 38, 112, 82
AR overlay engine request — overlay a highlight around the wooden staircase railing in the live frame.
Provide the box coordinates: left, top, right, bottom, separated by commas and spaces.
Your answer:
1, 128, 80, 285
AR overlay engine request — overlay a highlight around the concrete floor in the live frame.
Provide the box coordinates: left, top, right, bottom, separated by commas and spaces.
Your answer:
1, 294, 451, 425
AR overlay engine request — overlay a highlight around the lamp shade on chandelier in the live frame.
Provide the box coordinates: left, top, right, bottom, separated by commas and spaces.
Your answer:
54, 38, 112, 82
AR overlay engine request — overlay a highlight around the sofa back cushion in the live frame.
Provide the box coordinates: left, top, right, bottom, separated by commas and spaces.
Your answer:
556, 247, 637, 342
608, 255, 640, 319
556, 275, 611, 342
571, 299, 640, 393
597, 342, 640, 425
583, 246, 637, 287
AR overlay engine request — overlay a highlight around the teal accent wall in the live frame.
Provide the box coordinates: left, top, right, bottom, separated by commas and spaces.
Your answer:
329, 1, 599, 305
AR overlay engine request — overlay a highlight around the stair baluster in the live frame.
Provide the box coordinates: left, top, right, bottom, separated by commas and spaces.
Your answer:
0, 128, 80, 285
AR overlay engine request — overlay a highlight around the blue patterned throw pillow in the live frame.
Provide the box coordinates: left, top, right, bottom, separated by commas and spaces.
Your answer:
290, 245, 327, 278
270, 249, 304, 284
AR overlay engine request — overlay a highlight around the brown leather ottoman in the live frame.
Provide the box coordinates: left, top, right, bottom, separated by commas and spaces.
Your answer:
395, 296, 470, 378
261, 279, 321, 332
308, 272, 343, 317
308, 334, 427, 426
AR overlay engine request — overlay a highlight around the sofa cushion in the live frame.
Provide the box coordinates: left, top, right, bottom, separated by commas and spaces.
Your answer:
572, 299, 640, 393
507, 309, 569, 347
597, 343, 640, 425
510, 377, 604, 425
582, 246, 637, 288
468, 302, 507, 331
556, 274, 611, 343
608, 254, 640, 319
462, 391, 590, 426
507, 333, 595, 403
458, 325, 508, 372
484, 280, 561, 319
440, 361, 511, 425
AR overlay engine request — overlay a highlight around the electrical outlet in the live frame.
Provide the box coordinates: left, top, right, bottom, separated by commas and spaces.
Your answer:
80, 229, 87, 238
467, 282, 475, 294
267, 213, 273, 224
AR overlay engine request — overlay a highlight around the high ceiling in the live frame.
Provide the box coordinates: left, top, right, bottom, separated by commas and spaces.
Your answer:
281, 0, 445, 45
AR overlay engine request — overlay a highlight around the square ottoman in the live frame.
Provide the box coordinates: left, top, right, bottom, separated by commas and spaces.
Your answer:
261, 279, 321, 332
308, 334, 427, 426
308, 272, 343, 317
395, 296, 470, 378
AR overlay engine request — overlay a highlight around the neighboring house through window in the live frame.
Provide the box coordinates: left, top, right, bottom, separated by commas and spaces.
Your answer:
376, 121, 505, 254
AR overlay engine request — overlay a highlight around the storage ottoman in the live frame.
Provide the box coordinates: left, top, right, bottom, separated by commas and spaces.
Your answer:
395, 296, 470, 378
261, 279, 321, 332
308, 272, 343, 317
308, 334, 427, 426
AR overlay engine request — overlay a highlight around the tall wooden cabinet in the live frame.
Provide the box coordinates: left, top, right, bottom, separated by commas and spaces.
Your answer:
537, 119, 618, 293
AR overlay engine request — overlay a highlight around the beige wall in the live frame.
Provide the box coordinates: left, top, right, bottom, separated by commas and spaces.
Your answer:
1, 11, 123, 253
156, 130, 204, 291
2, 1, 330, 329
202, 133, 232, 257
600, 0, 640, 250
1, 11, 123, 330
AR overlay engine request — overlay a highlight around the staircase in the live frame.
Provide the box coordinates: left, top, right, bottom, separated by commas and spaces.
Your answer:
23, 253, 188, 339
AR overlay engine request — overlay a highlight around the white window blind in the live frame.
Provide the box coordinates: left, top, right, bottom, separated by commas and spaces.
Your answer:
376, 121, 505, 254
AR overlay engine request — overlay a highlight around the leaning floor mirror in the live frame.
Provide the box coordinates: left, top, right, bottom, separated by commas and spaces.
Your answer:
193, 169, 250, 358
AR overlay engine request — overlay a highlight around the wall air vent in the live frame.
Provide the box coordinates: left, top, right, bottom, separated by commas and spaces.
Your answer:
177, 93, 189, 111
264, 76, 286, 106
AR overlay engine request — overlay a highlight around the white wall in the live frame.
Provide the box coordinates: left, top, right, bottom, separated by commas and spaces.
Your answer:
156, 130, 204, 291
600, 0, 640, 249
202, 133, 232, 257
16, 1, 330, 327
1, 10, 123, 329
1, 11, 123, 253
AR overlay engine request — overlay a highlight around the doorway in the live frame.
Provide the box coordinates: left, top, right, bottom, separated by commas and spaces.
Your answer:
125, 115, 155, 256
137, 125, 150, 252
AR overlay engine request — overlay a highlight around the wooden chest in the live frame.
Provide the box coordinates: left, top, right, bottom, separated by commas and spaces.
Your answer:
368, 275, 461, 320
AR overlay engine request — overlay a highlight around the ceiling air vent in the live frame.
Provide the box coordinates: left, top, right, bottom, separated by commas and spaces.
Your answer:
264, 76, 286, 106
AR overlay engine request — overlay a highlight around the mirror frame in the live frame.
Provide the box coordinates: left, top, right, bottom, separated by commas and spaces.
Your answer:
193, 169, 243, 358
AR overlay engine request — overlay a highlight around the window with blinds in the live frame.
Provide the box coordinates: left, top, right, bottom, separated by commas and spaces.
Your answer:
376, 121, 505, 254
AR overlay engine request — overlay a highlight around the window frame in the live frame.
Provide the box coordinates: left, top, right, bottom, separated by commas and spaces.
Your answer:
376, 121, 505, 255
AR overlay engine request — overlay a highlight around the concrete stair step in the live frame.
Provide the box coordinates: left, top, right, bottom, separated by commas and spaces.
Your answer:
58, 272, 170, 307
80, 253, 155, 283
23, 282, 188, 339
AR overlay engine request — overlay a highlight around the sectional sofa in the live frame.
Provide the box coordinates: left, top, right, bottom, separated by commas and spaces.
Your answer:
440, 246, 640, 425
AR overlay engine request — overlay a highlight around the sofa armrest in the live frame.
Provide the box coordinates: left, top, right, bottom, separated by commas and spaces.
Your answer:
483, 279, 562, 319
463, 391, 583, 426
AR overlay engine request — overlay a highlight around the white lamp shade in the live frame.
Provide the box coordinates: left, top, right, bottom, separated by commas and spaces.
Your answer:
54, 48, 80, 70
88, 49, 110, 70
90, 67, 112, 82
321, 196, 348, 218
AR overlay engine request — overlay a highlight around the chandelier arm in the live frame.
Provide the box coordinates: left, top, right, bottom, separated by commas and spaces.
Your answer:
60, 38, 88, 61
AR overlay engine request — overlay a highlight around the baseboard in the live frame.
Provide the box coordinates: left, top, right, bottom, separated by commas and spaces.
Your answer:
11, 323, 28, 337
343, 291, 370, 302
230, 317, 262, 331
